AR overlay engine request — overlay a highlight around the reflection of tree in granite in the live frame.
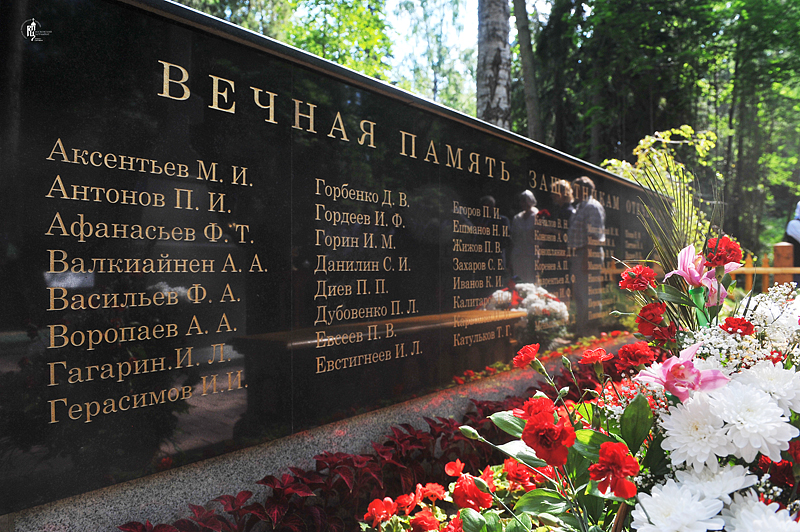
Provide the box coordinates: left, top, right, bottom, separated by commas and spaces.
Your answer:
484, 283, 569, 348
0, 280, 196, 509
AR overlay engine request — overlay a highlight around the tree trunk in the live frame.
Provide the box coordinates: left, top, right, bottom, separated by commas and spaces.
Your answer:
512, 0, 542, 140
477, 0, 511, 129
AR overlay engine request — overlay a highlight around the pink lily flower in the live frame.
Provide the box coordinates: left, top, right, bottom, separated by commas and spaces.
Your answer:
700, 262, 742, 307
634, 343, 729, 402
664, 245, 706, 287
664, 245, 741, 307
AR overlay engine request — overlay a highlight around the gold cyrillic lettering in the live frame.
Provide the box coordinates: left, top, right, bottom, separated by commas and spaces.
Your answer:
251, 87, 277, 123
208, 75, 236, 113
158, 61, 191, 100
327, 112, 349, 141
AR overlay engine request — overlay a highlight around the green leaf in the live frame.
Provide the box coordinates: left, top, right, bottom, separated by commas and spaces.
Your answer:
483, 511, 502, 532
721, 273, 733, 290
572, 429, 615, 461
556, 512, 584, 531
566, 447, 592, 487
497, 440, 548, 468
505, 513, 531, 532
656, 286, 695, 307
575, 402, 594, 425
620, 393, 653, 454
460, 508, 487, 532
642, 431, 670, 477
489, 411, 526, 439
514, 488, 568, 515
577, 490, 605, 522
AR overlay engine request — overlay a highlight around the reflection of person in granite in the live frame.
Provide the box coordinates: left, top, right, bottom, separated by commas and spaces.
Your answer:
568, 176, 606, 334
552, 180, 576, 225
510, 190, 539, 283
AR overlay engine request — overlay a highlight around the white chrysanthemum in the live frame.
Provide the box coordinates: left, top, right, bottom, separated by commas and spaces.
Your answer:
734, 360, 800, 416
722, 490, 800, 531
674, 464, 756, 504
710, 380, 799, 462
661, 393, 732, 471
631, 479, 724, 532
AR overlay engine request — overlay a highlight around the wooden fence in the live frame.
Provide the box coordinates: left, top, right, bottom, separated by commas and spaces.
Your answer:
730, 242, 800, 293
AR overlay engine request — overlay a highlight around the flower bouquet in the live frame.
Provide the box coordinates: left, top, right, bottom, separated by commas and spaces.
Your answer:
361, 232, 800, 531
485, 283, 570, 348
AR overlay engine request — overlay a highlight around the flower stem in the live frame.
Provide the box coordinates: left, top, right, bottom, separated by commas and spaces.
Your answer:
490, 491, 531, 532
689, 286, 709, 327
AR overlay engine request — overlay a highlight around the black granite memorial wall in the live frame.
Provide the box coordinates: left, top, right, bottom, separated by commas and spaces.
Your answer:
0, 0, 652, 513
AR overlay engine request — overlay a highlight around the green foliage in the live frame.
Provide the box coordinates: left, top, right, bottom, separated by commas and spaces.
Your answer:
489, 411, 526, 439
571, 429, 616, 462
535, 0, 717, 161
531, 0, 800, 255
619, 394, 653, 455
496, 440, 548, 469
287, 0, 394, 79
693, 0, 800, 254
393, 0, 476, 115
175, 0, 393, 79
175, 0, 292, 39
602, 126, 716, 254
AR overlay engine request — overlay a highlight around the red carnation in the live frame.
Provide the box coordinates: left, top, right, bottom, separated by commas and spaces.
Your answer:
720, 317, 755, 336
503, 458, 536, 492
521, 412, 576, 467
788, 440, 800, 464
588, 441, 639, 499
705, 236, 742, 268
452, 474, 493, 511
615, 342, 656, 372
636, 302, 666, 337
756, 456, 795, 489
513, 343, 540, 368
410, 509, 440, 532
364, 497, 398, 527
619, 265, 657, 291
512, 396, 556, 420
652, 322, 677, 345
579, 348, 613, 365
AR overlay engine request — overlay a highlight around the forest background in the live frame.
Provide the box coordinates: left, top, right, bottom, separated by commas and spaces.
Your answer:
178, 0, 800, 259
